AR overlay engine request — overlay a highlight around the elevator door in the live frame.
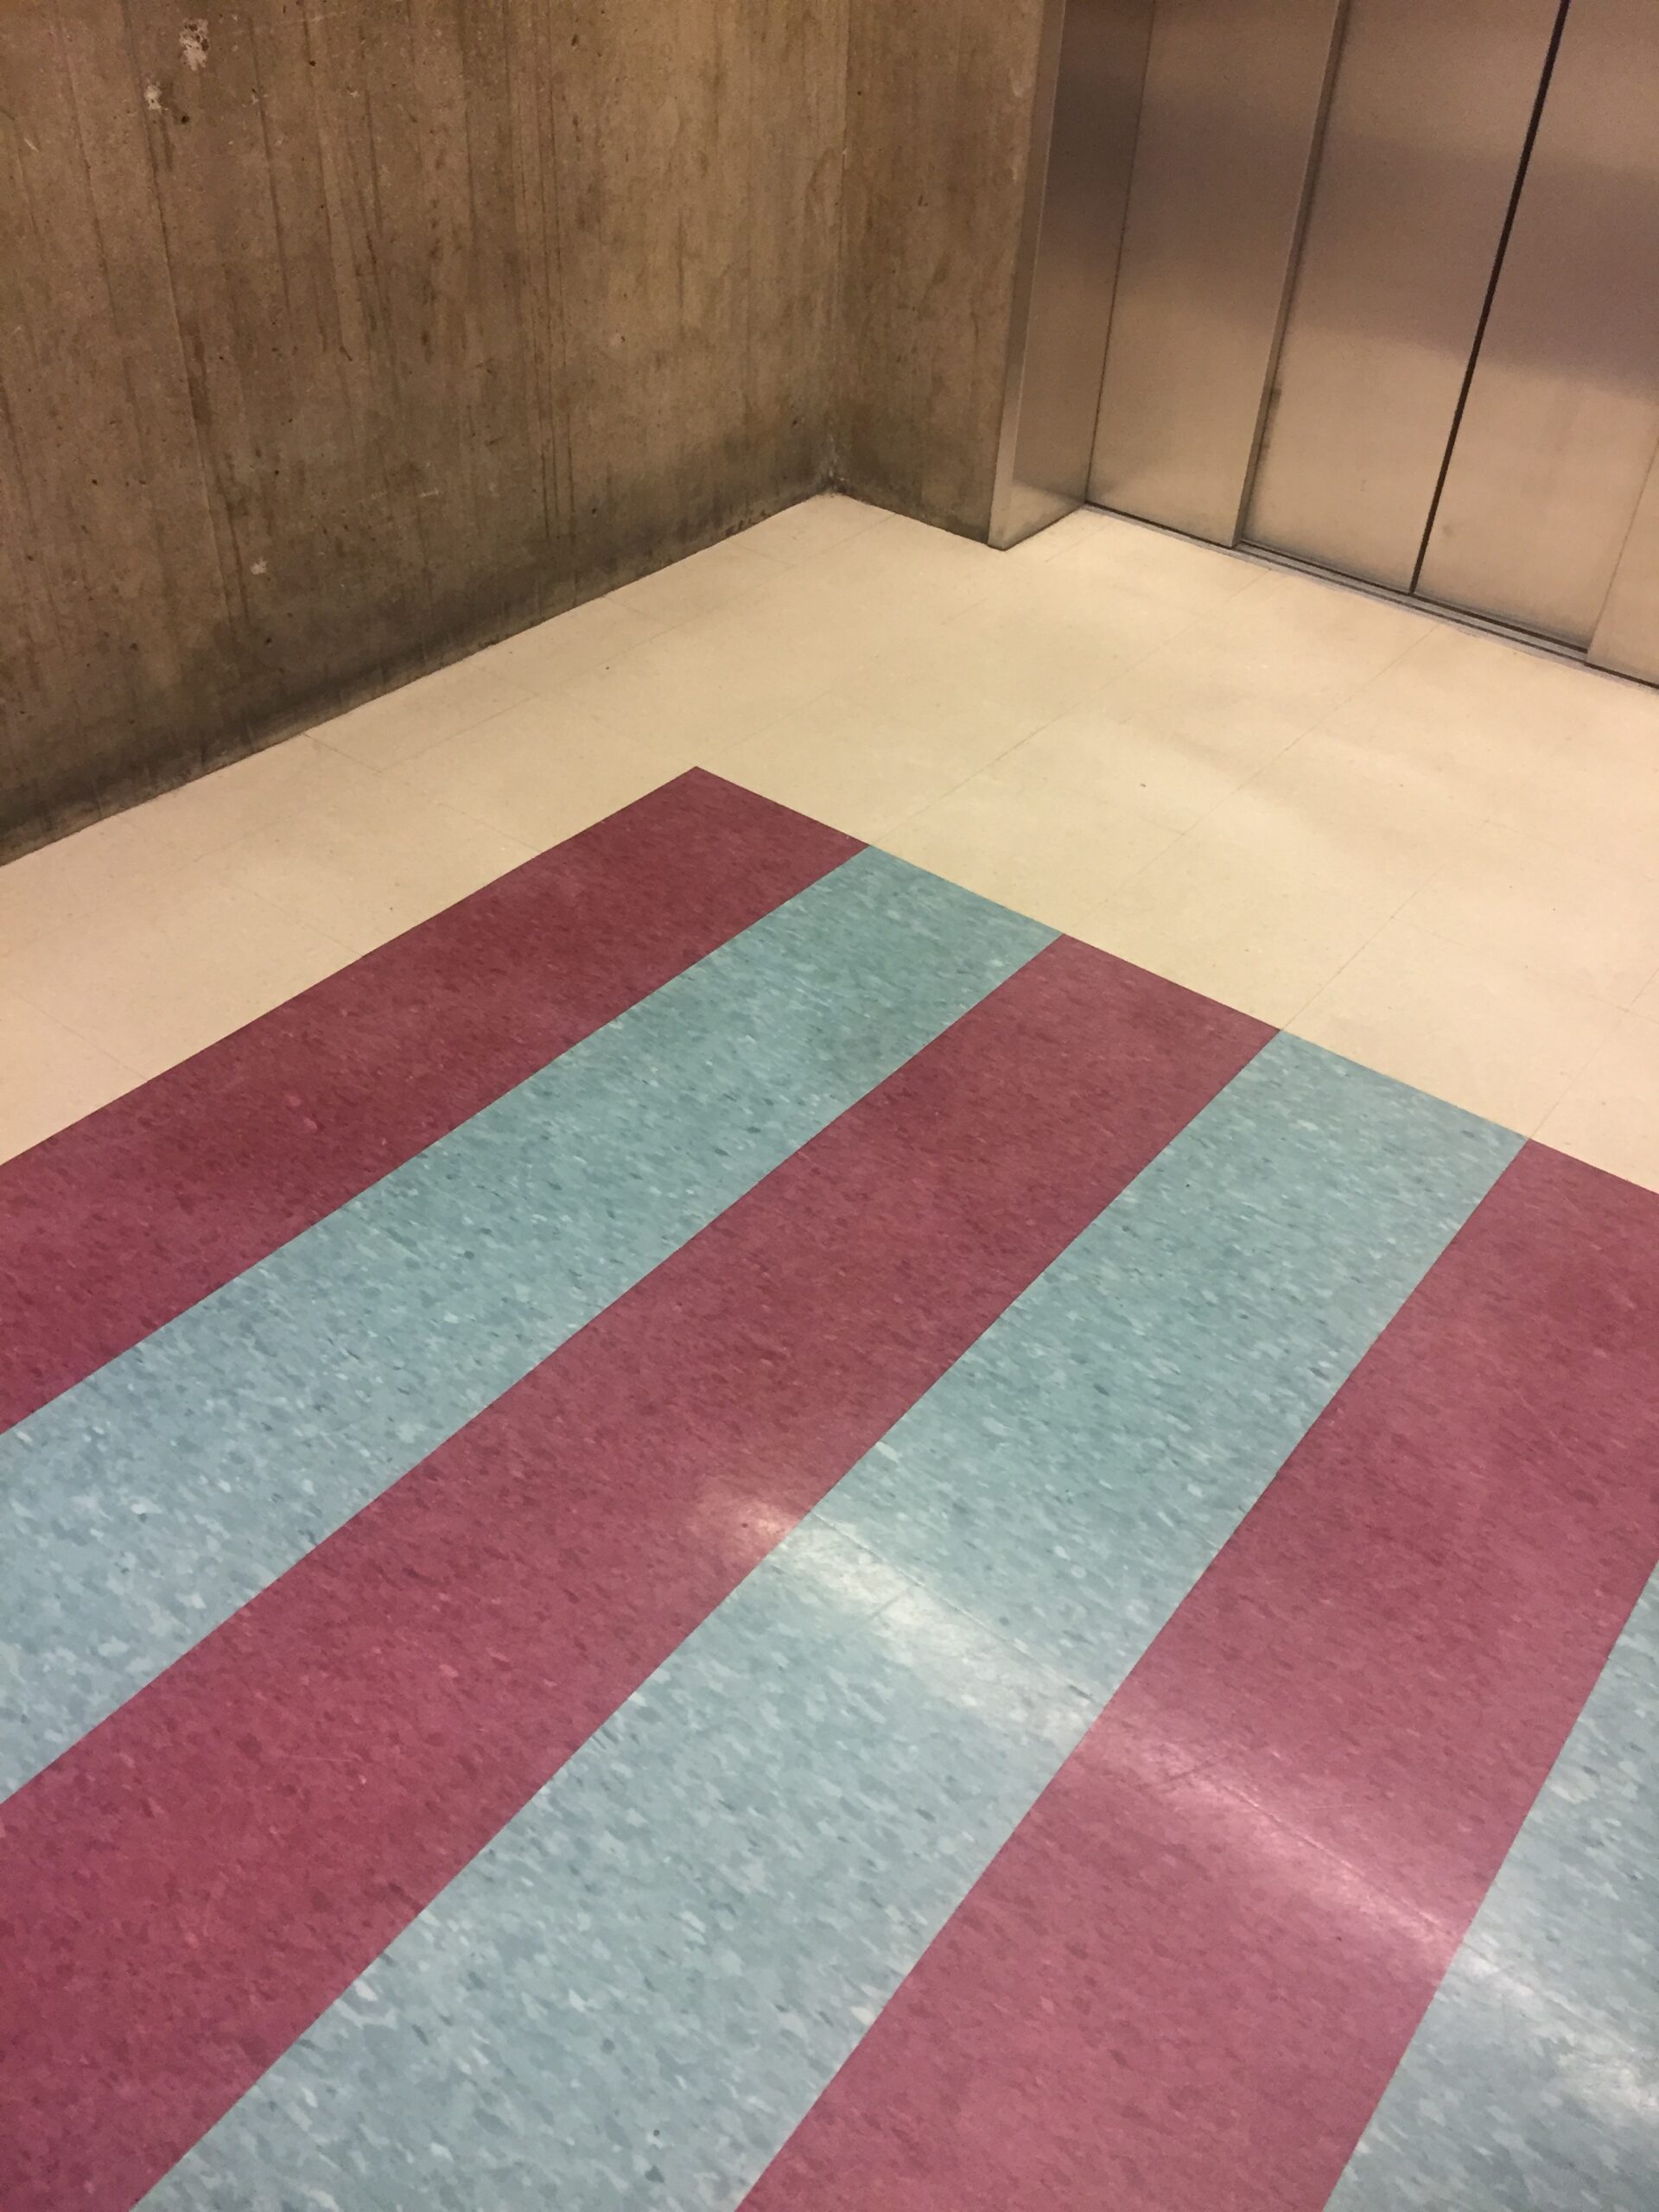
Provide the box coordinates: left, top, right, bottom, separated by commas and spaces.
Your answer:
1234, 0, 1659, 647
1243, 0, 1560, 594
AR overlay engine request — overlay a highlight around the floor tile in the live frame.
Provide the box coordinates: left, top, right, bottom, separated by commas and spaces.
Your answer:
1200, 735, 1484, 906
607, 536, 786, 629
1537, 1014, 1659, 1192
201, 771, 531, 957
554, 575, 908, 760
1489, 713, 1659, 877
1329, 1948, 1656, 2212
798, 511, 1006, 626
879, 770, 1177, 933
1001, 505, 1110, 566
478, 594, 666, 695
0, 994, 136, 1162
716, 690, 1000, 841
696, 565, 928, 677
0, 870, 350, 1079
1401, 822, 1659, 1007
0, 810, 180, 958
1291, 922, 1622, 1134
1204, 564, 1433, 665
991, 703, 1261, 831
732, 493, 886, 566
1080, 575, 1421, 770
1077, 838, 1403, 1029
1041, 509, 1266, 613
1, 747, 378, 958
119, 734, 389, 863
396, 697, 683, 847
837, 623, 1090, 745
944, 562, 1198, 710
1315, 624, 1598, 817
313, 653, 535, 772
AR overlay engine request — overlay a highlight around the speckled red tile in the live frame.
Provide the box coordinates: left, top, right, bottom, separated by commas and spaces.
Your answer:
0, 771, 856, 1428
740, 1143, 1659, 2212
0, 938, 1265, 2212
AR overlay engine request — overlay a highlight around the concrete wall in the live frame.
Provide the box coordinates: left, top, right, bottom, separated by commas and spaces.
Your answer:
0, 0, 849, 854
836, 0, 1050, 537
1, 0, 1046, 855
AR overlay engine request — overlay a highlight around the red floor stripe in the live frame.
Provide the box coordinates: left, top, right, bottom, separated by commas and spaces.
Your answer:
741, 1142, 1659, 2212
0, 940, 1266, 2212
0, 771, 856, 1431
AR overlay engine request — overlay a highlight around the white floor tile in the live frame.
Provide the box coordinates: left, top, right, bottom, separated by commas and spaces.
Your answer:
0, 994, 137, 1163
11, 493, 1659, 1168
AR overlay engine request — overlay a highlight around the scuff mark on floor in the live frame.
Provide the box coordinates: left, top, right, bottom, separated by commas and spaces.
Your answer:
181, 19, 209, 73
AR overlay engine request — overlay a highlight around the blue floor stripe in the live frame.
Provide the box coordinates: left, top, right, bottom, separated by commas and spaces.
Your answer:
0, 852, 1050, 1798
1330, 1565, 1659, 2209
144, 1039, 1517, 2211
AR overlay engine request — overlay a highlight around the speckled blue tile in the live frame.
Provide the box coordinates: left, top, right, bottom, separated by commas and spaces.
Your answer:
138, 1038, 1516, 2212
0, 852, 1051, 1798
141, 1522, 1092, 2211
817, 1035, 1520, 1700
1331, 1566, 1659, 2209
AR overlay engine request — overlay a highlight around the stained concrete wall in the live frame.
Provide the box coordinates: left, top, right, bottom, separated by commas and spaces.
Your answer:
1, 0, 1046, 855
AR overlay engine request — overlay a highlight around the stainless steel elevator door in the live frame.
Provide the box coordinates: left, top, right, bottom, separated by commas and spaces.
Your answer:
1086, 0, 1659, 671
1087, 0, 1343, 543
1244, 0, 1561, 590
1415, 0, 1659, 643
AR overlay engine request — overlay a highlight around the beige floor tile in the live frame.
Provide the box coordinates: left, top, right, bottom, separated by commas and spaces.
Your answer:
0, 994, 137, 1163
879, 770, 1177, 933
798, 512, 1005, 626
1210, 564, 1432, 660
731, 493, 886, 566
1001, 506, 1109, 566
1205, 733, 1482, 905
1290, 922, 1622, 1134
1082, 639, 1315, 763
556, 572, 912, 760
1316, 623, 1610, 819
480, 595, 665, 695
1089, 588, 1422, 771
840, 623, 1105, 757
715, 690, 1004, 842
1043, 510, 1265, 614
1536, 1013, 1659, 1193
398, 697, 683, 848
556, 631, 816, 758
1401, 822, 1659, 1007
995, 702, 1272, 833
607, 537, 785, 630
955, 558, 1199, 690
698, 566, 928, 677
315, 655, 534, 772
1488, 715, 1659, 877
0, 871, 350, 1079
1077, 836, 1407, 1028
118, 735, 391, 866
837, 633, 1044, 743
202, 772, 531, 956
0, 810, 178, 958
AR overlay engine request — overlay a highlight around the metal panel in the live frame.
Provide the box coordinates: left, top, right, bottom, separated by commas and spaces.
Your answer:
1246, 0, 1560, 588
1088, 0, 1344, 544
992, 0, 1154, 550
1419, 0, 1659, 644
1591, 435, 1659, 681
